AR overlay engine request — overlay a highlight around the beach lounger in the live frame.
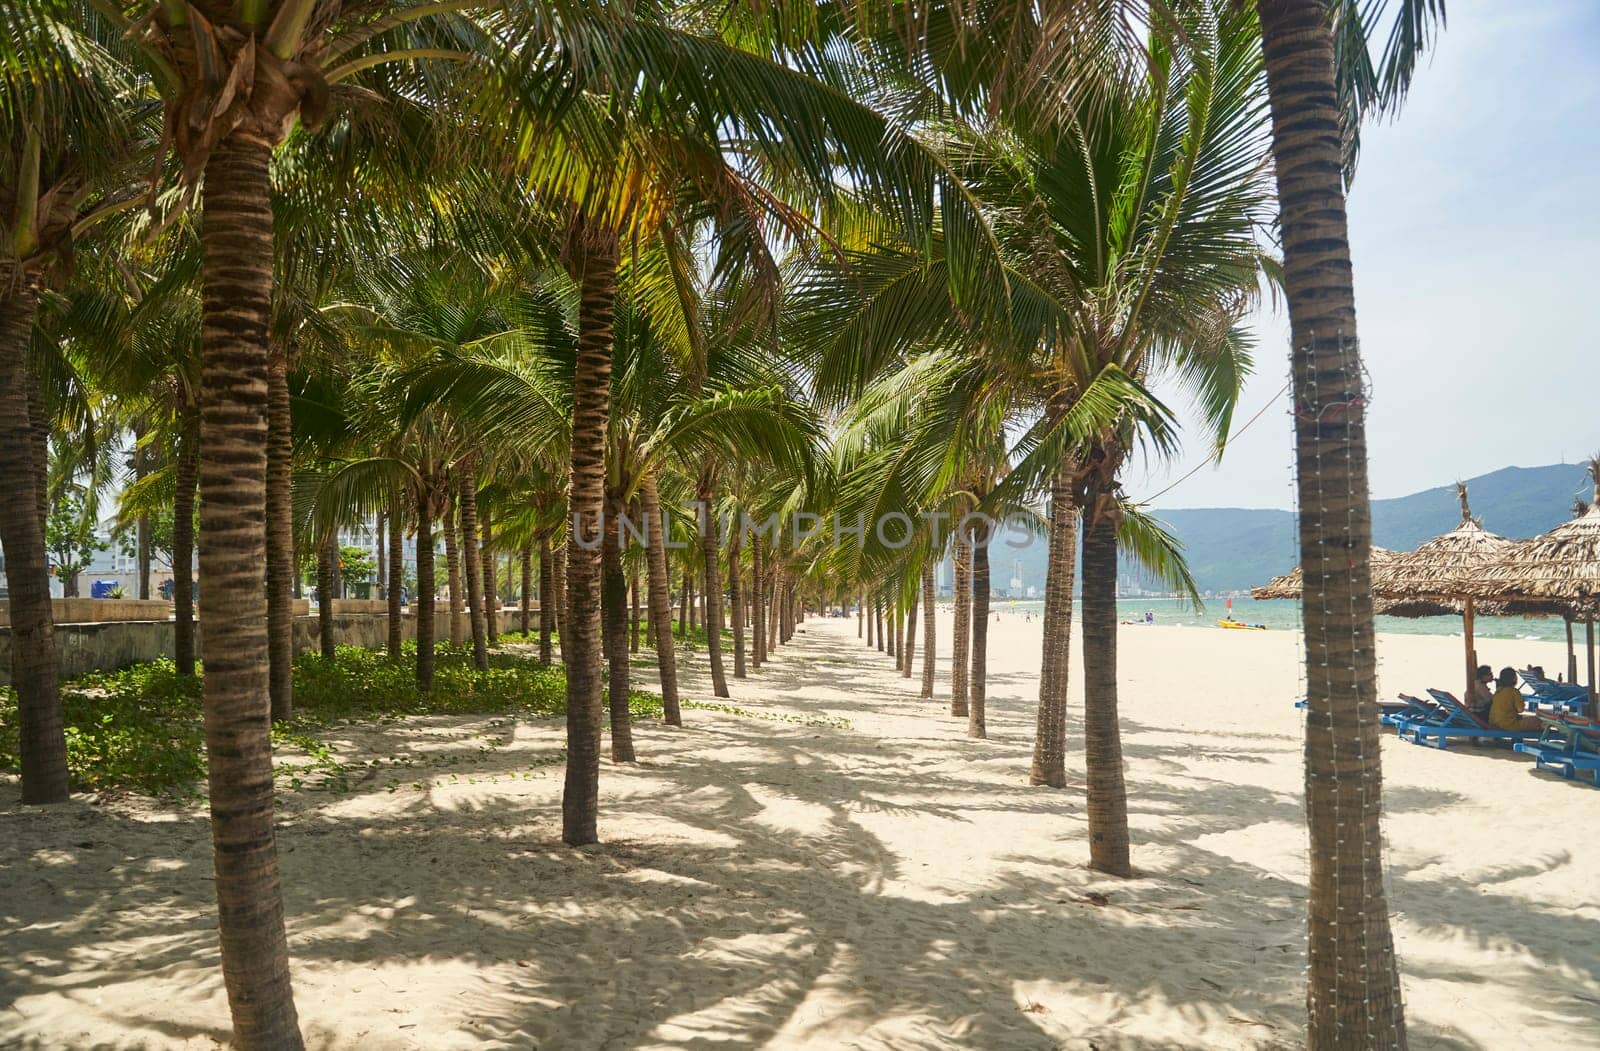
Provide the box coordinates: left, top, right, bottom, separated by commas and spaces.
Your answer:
1291, 697, 1418, 723
1383, 693, 1435, 726
1516, 669, 1589, 715
1393, 689, 1538, 750
1513, 715, 1600, 787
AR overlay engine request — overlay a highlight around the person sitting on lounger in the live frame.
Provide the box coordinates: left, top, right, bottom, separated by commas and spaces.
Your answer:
1468, 665, 1494, 718
1488, 667, 1541, 731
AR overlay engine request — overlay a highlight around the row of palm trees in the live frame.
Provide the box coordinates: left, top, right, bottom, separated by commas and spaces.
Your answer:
4, 1, 1445, 1047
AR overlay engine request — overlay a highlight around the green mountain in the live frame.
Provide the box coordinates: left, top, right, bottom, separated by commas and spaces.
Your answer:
1148, 463, 1593, 594
986, 463, 1592, 597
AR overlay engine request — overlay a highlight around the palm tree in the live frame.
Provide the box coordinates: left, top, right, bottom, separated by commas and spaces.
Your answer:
843, 0, 1435, 1032
1254, 1, 1445, 1043
1, 2, 150, 804
500, 4, 1013, 845
798, 5, 1274, 873
81, 3, 512, 1038
457, 456, 489, 670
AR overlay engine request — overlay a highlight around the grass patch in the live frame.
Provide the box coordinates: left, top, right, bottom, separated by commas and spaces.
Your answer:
671, 625, 736, 651
0, 662, 207, 798
0, 643, 659, 800
683, 700, 850, 730
2, 638, 845, 800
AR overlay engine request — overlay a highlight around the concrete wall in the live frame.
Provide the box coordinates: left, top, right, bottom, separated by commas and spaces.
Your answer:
0, 613, 417, 687
0, 598, 175, 628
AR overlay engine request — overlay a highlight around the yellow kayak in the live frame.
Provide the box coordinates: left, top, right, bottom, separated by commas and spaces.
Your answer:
1218, 619, 1267, 631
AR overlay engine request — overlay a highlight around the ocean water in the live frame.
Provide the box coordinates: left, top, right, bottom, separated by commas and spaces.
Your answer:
982, 596, 1579, 644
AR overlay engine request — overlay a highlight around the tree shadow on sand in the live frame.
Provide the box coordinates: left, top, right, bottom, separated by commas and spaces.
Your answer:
3, 625, 1595, 1049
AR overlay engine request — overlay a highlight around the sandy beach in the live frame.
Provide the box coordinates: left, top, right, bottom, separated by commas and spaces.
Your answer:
3, 613, 1597, 1050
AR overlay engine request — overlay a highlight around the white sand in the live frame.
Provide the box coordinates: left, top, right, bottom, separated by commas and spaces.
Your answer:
3, 613, 1597, 1049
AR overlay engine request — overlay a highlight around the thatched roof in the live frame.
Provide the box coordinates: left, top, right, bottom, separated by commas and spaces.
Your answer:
1251, 548, 1397, 600
1371, 501, 1515, 602
1480, 467, 1600, 608
1252, 484, 1518, 603
1374, 597, 1581, 620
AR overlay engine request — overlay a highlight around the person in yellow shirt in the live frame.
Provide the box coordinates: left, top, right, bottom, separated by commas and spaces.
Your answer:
1487, 667, 1540, 731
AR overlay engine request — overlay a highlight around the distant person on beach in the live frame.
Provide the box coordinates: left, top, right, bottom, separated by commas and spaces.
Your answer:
1488, 667, 1541, 731
1468, 665, 1494, 718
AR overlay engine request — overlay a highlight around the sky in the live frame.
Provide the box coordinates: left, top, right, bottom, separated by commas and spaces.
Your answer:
1133, 0, 1600, 511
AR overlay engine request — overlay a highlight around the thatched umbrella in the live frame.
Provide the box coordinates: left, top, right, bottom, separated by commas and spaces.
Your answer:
1250, 548, 1398, 601
1252, 486, 1520, 701
1481, 462, 1600, 700
1370, 484, 1515, 702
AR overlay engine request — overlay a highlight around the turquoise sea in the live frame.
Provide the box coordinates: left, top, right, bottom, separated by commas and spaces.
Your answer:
985, 596, 1579, 644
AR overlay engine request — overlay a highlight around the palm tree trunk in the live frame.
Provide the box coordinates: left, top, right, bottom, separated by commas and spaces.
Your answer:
875, 598, 884, 652
1080, 491, 1127, 874
173, 428, 198, 677
387, 495, 405, 658
729, 526, 746, 678
887, 596, 898, 661
602, 495, 636, 762
629, 564, 641, 653
553, 544, 567, 653
415, 488, 436, 691
134, 428, 151, 599
26, 369, 47, 542
952, 529, 971, 718
641, 473, 682, 726
601, 495, 633, 758
538, 534, 555, 663
0, 276, 68, 804
480, 507, 498, 645
920, 561, 936, 699
865, 591, 874, 647
458, 463, 489, 671
902, 586, 917, 679
751, 539, 766, 667
1032, 467, 1076, 788
561, 222, 619, 847
316, 531, 336, 659
698, 471, 730, 697
688, 573, 698, 631
857, 590, 864, 638
677, 566, 689, 638
521, 542, 533, 637
376, 512, 387, 600
968, 521, 990, 739
770, 572, 783, 648
266, 345, 293, 721
1257, 2, 1408, 1043
444, 499, 464, 645
195, 137, 304, 1049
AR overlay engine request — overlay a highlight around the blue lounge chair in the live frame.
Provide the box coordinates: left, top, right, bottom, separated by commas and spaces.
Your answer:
1516, 669, 1590, 715
1513, 715, 1600, 787
1292, 697, 1419, 723
1394, 689, 1539, 750
1384, 693, 1435, 726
